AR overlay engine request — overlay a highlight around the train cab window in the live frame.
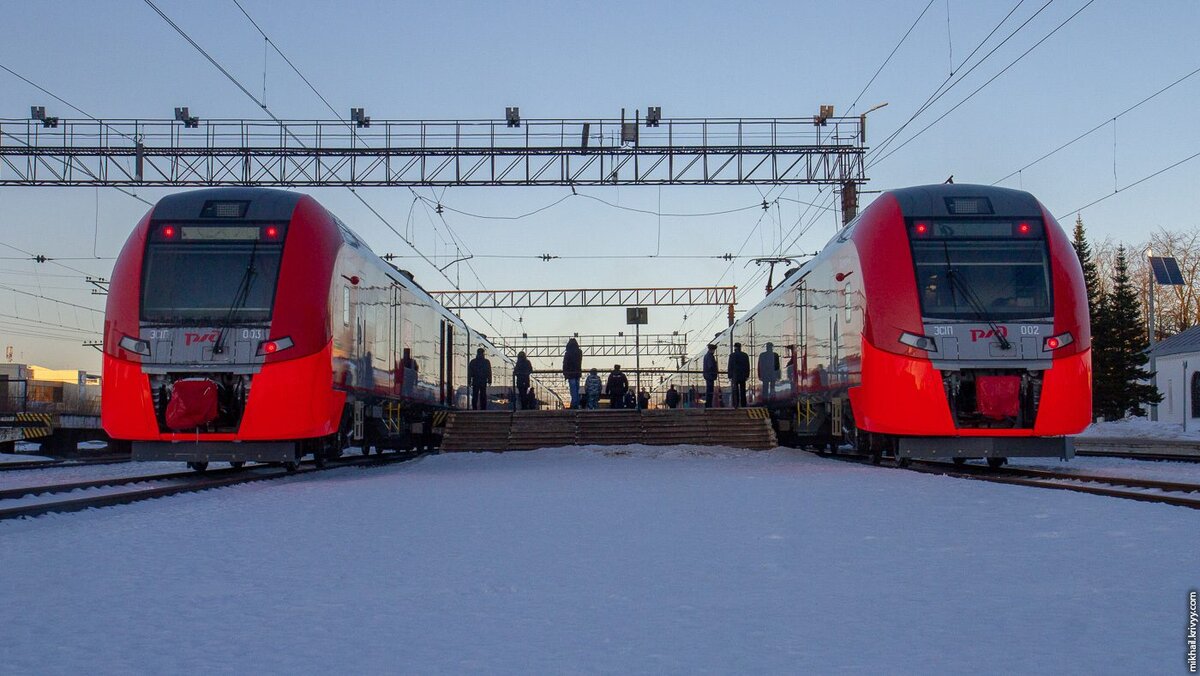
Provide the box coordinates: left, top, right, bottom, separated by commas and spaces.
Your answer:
141, 225, 284, 324
909, 220, 1052, 320
342, 286, 351, 326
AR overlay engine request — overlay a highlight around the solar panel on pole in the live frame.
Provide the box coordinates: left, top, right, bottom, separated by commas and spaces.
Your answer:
1149, 256, 1185, 285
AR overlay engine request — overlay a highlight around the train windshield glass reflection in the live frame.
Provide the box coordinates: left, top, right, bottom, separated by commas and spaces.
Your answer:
911, 239, 1052, 320
141, 242, 283, 323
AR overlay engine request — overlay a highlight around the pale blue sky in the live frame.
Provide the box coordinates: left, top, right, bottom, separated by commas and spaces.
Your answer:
1, 0, 1197, 372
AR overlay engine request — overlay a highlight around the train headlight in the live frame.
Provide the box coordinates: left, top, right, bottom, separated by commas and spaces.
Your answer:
898, 332, 938, 352
257, 336, 294, 356
118, 335, 151, 356
1042, 332, 1074, 351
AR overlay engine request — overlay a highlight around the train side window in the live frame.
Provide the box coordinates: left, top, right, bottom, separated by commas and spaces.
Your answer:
342, 286, 350, 326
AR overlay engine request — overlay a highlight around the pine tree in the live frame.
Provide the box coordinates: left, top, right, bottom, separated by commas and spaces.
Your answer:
1071, 215, 1104, 319
1094, 246, 1161, 419
1072, 216, 1107, 417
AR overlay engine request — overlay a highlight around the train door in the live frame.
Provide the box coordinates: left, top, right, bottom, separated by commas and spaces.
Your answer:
390, 284, 399, 394
440, 320, 454, 405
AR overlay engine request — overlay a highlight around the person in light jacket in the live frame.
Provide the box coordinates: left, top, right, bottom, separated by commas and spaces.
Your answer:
584, 368, 602, 409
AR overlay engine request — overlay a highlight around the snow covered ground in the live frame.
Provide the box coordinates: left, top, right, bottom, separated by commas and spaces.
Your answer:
1, 445, 1195, 674
1079, 416, 1200, 442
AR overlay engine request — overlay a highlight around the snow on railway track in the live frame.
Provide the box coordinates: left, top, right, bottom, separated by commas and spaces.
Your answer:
0, 451, 422, 520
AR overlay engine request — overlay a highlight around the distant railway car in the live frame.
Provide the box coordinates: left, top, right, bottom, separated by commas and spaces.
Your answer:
667, 184, 1090, 465
102, 188, 560, 470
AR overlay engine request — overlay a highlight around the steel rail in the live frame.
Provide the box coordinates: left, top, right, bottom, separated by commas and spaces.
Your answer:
0, 452, 420, 520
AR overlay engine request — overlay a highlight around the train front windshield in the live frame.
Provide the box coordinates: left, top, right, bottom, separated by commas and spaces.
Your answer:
910, 220, 1052, 321
140, 223, 286, 324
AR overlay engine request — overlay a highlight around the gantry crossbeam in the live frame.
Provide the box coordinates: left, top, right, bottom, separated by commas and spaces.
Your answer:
495, 334, 688, 358
0, 116, 866, 187
431, 287, 736, 309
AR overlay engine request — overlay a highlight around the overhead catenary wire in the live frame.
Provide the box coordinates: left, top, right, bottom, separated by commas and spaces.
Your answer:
869, 0, 1096, 168
0, 62, 153, 207
864, 0, 1039, 165
211, 0, 519, 341
846, 0, 938, 115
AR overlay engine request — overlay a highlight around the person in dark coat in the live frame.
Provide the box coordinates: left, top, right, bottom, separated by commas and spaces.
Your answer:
757, 342, 781, 401
562, 338, 583, 409
702, 343, 719, 408
606, 365, 629, 409
468, 347, 492, 410
665, 385, 681, 409
727, 342, 751, 408
637, 389, 650, 410
514, 350, 534, 410
623, 390, 636, 409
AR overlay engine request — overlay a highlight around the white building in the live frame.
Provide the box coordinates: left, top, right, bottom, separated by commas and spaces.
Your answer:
1148, 326, 1200, 431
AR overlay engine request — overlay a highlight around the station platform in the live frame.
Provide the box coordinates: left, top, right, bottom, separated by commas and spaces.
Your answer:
440, 408, 778, 452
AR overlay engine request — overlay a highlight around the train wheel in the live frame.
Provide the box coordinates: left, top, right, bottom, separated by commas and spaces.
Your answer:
987, 457, 1007, 469
229, 461, 245, 469
187, 461, 209, 472
895, 455, 911, 468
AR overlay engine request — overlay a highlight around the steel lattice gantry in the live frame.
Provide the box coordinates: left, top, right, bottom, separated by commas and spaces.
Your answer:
430, 287, 736, 310
0, 116, 866, 187
494, 334, 688, 359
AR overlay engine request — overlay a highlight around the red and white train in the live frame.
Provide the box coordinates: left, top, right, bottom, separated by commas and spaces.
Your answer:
666, 184, 1091, 465
102, 188, 560, 470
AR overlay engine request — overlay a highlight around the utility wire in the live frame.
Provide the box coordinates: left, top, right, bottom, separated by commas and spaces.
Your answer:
1056, 148, 1200, 219
0, 282, 102, 313
993, 63, 1200, 184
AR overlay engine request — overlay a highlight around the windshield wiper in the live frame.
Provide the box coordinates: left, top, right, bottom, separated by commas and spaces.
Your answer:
212, 241, 259, 355
942, 243, 1012, 350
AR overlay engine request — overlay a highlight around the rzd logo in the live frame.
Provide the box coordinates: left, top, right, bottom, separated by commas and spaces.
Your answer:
969, 327, 1008, 342
184, 331, 220, 346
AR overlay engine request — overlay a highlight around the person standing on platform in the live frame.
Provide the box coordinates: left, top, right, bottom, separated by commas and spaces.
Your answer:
606, 365, 629, 409
562, 337, 583, 409
584, 367, 602, 409
514, 350, 533, 410
637, 389, 650, 410
757, 342, 781, 401
727, 342, 750, 408
665, 385, 681, 409
703, 343, 719, 408
468, 347, 492, 410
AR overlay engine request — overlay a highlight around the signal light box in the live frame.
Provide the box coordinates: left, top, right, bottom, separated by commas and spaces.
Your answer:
626, 307, 648, 325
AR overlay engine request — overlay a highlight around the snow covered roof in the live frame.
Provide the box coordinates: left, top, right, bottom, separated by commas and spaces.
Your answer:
1147, 324, 1200, 358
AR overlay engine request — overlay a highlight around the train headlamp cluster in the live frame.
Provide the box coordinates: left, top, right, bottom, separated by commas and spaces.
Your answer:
1043, 332, 1074, 351
118, 335, 151, 356
257, 336, 294, 356
898, 331, 937, 352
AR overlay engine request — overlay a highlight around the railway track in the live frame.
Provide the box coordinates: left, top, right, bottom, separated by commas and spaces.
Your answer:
0, 455, 131, 472
909, 460, 1200, 509
0, 451, 421, 521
